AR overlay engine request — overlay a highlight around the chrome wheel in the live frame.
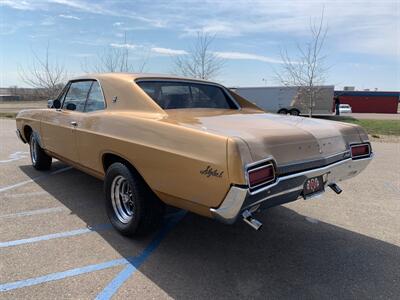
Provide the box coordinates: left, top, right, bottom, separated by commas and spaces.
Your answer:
30, 138, 37, 165
110, 175, 135, 224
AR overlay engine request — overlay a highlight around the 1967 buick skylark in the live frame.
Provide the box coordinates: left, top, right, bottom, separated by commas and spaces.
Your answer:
16, 73, 373, 236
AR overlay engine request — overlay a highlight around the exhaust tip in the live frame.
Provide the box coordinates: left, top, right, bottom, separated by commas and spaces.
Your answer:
329, 183, 342, 194
242, 210, 263, 230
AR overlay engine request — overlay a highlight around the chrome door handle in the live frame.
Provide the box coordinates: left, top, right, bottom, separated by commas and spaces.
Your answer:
70, 121, 78, 127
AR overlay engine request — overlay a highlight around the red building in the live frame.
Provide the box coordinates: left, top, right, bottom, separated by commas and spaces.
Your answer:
334, 91, 399, 114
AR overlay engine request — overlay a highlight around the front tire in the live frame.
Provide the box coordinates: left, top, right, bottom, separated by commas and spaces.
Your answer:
104, 162, 165, 237
29, 134, 52, 170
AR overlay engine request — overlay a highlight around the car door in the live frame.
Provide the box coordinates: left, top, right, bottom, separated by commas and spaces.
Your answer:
75, 80, 107, 173
41, 80, 92, 163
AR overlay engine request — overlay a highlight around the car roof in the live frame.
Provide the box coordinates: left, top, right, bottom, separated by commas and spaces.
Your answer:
70, 72, 215, 84
65, 72, 239, 114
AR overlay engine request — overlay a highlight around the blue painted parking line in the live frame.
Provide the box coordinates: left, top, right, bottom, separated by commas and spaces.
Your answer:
0, 166, 72, 193
0, 223, 112, 248
0, 211, 186, 293
96, 210, 187, 300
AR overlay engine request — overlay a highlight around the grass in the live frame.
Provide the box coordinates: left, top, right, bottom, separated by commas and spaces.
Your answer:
0, 112, 17, 119
0, 100, 46, 118
317, 116, 400, 136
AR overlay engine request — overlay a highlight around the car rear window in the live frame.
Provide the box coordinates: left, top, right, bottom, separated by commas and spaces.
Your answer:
136, 80, 238, 109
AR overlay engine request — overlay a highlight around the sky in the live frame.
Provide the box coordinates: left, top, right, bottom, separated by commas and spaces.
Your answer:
0, 0, 399, 90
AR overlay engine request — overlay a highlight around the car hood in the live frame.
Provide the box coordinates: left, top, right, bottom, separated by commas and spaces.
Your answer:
164, 109, 364, 165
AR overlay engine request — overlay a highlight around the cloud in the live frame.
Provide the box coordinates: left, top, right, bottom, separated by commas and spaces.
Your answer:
1, 0, 166, 28
0, 20, 33, 35
1, 0, 398, 58
182, 21, 239, 37
213, 51, 283, 64
150, 47, 188, 56
41, 18, 55, 26
50, 0, 168, 28
110, 43, 137, 49
142, 1, 399, 57
0, 0, 35, 10
59, 14, 80, 20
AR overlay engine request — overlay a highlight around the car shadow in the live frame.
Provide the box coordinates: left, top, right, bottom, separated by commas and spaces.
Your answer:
20, 162, 400, 299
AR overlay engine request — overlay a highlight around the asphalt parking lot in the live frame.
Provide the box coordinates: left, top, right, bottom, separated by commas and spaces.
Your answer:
0, 118, 399, 299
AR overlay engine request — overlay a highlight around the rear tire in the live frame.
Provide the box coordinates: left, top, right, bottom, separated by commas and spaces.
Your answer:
289, 109, 300, 116
277, 109, 288, 115
104, 162, 165, 237
29, 134, 52, 170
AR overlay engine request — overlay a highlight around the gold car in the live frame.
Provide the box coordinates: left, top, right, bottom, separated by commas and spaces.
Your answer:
16, 73, 373, 235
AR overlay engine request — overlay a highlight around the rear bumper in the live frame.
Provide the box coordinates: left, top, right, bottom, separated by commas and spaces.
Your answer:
210, 155, 373, 224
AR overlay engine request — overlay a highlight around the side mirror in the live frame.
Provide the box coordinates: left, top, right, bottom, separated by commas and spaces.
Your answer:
66, 103, 76, 111
48, 99, 61, 109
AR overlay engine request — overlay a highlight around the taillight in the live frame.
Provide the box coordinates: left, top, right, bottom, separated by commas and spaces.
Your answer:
351, 143, 370, 159
248, 163, 275, 188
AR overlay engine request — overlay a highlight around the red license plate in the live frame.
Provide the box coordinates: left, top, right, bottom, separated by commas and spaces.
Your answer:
303, 176, 324, 198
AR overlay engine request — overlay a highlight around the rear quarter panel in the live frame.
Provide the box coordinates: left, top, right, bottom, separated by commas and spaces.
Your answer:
77, 111, 231, 213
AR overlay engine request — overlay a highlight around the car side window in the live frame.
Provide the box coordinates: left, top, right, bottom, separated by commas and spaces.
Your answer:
63, 81, 92, 112
57, 83, 69, 103
85, 81, 105, 112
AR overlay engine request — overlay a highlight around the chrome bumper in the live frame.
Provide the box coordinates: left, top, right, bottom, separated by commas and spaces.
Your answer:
210, 155, 373, 224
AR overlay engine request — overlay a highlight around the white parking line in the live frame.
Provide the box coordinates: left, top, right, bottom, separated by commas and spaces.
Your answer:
0, 151, 29, 163
0, 166, 72, 193
0, 207, 67, 219
0, 223, 112, 248
1, 191, 48, 198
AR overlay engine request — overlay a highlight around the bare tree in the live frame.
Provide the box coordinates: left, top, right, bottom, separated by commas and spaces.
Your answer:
276, 11, 328, 117
174, 32, 224, 80
19, 44, 68, 99
82, 32, 148, 73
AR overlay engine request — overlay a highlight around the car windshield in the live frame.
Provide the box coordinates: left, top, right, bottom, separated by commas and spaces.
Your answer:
136, 80, 238, 109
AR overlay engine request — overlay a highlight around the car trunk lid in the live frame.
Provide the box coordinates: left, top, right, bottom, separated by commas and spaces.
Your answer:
164, 109, 352, 165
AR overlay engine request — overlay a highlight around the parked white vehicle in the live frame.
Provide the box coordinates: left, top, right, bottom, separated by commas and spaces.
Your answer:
231, 86, 334, 116
339, 104, 352, 114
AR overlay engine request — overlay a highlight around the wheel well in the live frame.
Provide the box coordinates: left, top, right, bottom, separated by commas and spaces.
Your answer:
102, 153, 136, 173
23, 125, 32, 142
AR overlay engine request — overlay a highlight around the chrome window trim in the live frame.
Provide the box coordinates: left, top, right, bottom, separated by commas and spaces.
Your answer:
84, 80, 107, 113
56, 82, 70, 105
134, 78, 241, 110
61, 79, 107, 112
